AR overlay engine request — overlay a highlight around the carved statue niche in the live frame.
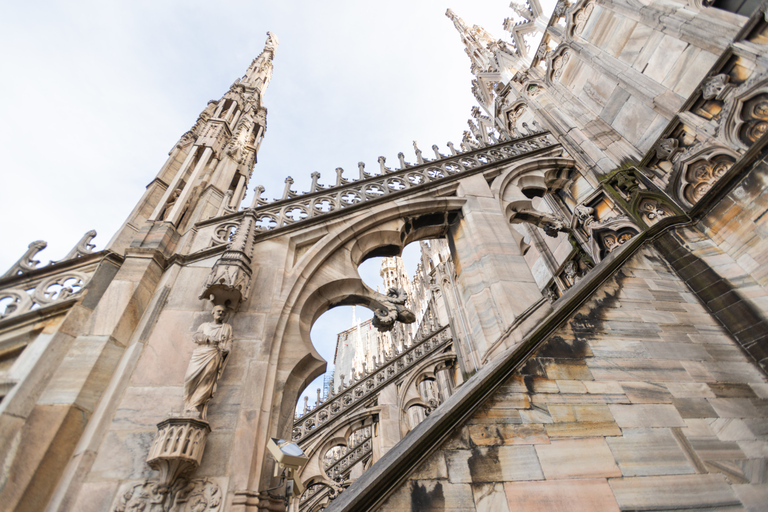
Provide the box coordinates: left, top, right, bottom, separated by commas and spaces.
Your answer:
370, 288, 417, 332
183, 305, 232, 418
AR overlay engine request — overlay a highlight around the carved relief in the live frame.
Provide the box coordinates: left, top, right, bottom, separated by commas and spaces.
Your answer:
506, 105, 526, 135
738, 93, 768, 146
225, 114, 255, 165
526, 83, 542, 97
608, 170, 640, 200
114, 478, 222, 512
571, 1, 594, 36
655, 138, 681, 161
602, 231, 635, 253
147, 418, 212, 489
551, 49, 570, 80
682, 154, 735, 205
573, 203, 595, 227
702, 74, 733, 101
638, 198, 673, 226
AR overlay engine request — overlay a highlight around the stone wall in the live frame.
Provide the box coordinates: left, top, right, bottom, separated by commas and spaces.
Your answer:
379, 246, 768, 511
655, 153, 768, 373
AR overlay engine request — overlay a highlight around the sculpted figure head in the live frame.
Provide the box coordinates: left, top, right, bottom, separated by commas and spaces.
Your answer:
211, 305, 226, 324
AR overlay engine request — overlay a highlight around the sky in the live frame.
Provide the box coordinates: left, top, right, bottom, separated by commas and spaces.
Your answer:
0, 0, 518, 412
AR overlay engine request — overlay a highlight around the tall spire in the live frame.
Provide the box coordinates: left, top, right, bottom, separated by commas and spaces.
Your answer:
240, 31, 279, 94
108, 32, 279, 260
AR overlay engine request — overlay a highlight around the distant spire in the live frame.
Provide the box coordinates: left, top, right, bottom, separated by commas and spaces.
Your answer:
445, 8, 497, 75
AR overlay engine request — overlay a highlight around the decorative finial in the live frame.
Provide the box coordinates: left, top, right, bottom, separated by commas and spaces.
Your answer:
413, 141, 425, 164
3, 240, 47, 279
358, 162, 370, 180
378, 156, 392, 174
281, 177, 296, 200
335, 167, 348, 187
250, 185, 265, 208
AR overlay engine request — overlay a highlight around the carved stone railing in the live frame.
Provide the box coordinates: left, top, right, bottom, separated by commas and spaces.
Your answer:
206, 132, 554, 246
299, 436, 373, 511
324, 435, 373, 481
0, 231, 100, 324
292, 325, 452, 445
0, 264, 99, 324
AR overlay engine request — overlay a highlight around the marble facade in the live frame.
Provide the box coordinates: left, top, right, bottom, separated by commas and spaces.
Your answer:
0, 2, 767, 511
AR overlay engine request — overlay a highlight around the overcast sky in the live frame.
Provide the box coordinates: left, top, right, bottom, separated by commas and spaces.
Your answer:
0, 1, 518, 411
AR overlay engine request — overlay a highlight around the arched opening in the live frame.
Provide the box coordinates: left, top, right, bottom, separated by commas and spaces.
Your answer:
294, 236, 458, 418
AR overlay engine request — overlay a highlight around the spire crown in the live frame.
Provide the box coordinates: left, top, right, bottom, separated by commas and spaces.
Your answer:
445, 9, 497, 75
241, 31, 279, 92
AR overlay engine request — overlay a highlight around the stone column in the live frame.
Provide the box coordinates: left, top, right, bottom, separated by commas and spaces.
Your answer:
167, 146, 214, 225
447, 174, 544, 363
150, 145, 200, 221
435, 363, 454, 403
230, 174, 247, 210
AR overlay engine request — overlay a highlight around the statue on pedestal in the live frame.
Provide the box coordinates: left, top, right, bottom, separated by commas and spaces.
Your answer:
183, 305, 232, 418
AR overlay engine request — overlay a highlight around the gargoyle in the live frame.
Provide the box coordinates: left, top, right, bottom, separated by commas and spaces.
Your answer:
510, 208, 569, 237
371, 287, 417, 332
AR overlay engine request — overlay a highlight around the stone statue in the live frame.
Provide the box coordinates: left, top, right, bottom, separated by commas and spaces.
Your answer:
183, 305, 232, 417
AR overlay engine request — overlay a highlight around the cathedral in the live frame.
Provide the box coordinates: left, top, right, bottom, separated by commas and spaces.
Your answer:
0, 0, 767, 511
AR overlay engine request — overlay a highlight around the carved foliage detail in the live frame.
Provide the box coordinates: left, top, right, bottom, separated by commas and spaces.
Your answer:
602, 231, 634, 253
738, 93, 768, 146
638, 198, 673, 226
551, 50, 571, 80
114, 478, 221, 512
571, 2, 594, 36
682, 154, 735, 204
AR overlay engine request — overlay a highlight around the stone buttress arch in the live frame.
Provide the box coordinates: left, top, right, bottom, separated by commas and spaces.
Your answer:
250, 196, 467, 491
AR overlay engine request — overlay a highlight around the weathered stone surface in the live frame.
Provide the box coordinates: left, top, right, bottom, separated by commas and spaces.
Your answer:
4, 8, 768, 512
535, 439, 621, 479
609, 403, 686, 428
504, 479, 621, 512
383, 479, 476, 511
446, 446, 544, 483
467, 423, 549, 446
607, 428, 694, 476
609, 474, 741, 510
471, 482, 510, 512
